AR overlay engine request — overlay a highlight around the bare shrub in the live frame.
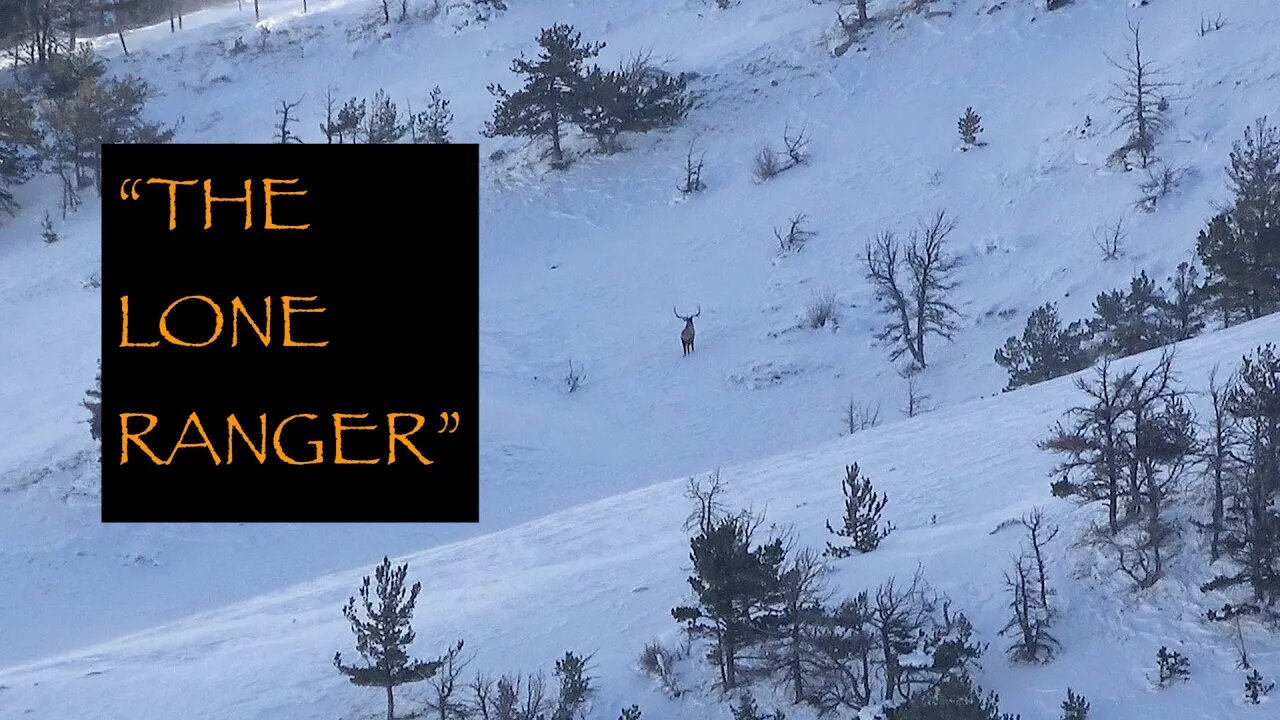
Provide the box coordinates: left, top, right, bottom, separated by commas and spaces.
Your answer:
805, 289, 839, 329
842, 398, 881, 435
638, 640, 683, 697
774, 212, 814, 253
1093, 217, 1126, 260
564, 360, 586, 393
753, 146, 781, 181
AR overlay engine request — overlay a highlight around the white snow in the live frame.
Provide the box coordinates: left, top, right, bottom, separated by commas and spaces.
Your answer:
1, 0, 1279, 717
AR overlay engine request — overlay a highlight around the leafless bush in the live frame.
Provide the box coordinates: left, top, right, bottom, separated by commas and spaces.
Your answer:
842, 398, 881, 435
1198, 14, 1226, 37
638, 640, 684, 697
774, 212, 814, 253
471, 672, 550, 720
753, 123, 808, 181
753, 146, 781, 181
1093, 217, 1126, 260
564, 360, 586, 393
783, 123, 809, 165
1135, 162, 1185, 212
678, 143, 706, 194
683, 468, 728, 534
900, 365, 933, 418
805, 289, 839, 329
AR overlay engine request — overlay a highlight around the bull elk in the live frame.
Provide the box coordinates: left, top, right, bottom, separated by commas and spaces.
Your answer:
674, 305, 700, 356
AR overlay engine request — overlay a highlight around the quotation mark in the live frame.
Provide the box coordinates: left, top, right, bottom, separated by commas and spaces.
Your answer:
438, 411, 461, 434
118, 178, 143, 201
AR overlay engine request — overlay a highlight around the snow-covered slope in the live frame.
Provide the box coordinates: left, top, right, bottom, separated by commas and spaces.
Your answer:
3, 315, 1280, 720
0, 0, 1278, 701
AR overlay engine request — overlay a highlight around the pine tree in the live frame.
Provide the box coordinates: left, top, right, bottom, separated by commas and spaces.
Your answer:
1203, 345, 1280, 603
764, 546, 830, 704
893, 672, 1019, 720
1087, 271, 1169, 357
362, 89, 408, 144
321, 96, 366, 145
41, 66, 175, 196
485, 24, 604, 167
824, 463, 894, 557
671, 511, 785, 690
1060, 689, 1089, 720
575, 53, 691, 154
1160, 261, 1207, 341
1154, 646, 1190, 687
1, 87, 42, 217
1196, 117, 1280, 322
1244, 669, 1274, 704
412, 86, 453, 144
994, 303, 1093, 390
41, 211, 59, 243
334, 557, 447, 720
82, 360, 102, 442
957, 107, 983, 148
551, 651, 594, 720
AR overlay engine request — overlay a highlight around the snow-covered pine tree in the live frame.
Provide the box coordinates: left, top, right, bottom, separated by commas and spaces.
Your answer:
824, 463, 893, 557
334, 557, 448, 720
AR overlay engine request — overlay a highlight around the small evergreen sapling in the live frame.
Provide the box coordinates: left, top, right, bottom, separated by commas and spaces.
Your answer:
83, 360, 102, 442
334, 557, 448, 720
551, 651, 594, 720
1060, 689, 1089, 720
41, 211, 59, 243
824, 463, 894, 557
412, 87, 453, 144
1154, 646, 1190, 687
619, 706, 643, 720
731, 691, 785, 720
958, 107, 984, 148
1244, 669, 1274, 704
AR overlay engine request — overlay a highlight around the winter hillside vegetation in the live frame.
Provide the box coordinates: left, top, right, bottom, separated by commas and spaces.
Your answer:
1, 0, 1280, 719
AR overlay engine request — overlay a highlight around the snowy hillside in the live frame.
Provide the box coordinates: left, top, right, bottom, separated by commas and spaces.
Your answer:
3, 315, 1280, 720
1, 0, 1279, 715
